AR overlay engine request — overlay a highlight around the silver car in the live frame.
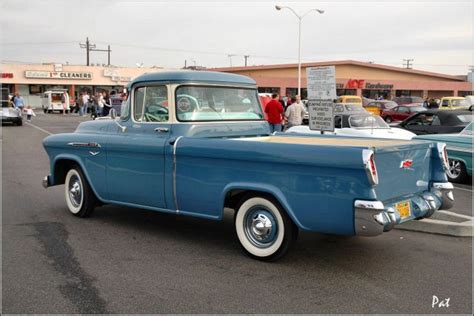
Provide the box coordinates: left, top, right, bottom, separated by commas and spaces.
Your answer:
1, 106, 23, 126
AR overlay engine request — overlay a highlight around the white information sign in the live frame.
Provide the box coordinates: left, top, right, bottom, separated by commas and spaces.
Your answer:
306, 66, 337, 100
308, 100, 335, 132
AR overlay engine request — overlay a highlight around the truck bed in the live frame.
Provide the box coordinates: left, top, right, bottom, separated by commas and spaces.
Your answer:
236, 135, 414, 148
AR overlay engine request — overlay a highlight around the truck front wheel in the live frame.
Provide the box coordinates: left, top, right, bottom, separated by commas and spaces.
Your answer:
235, 194, 297, 261
64, 167, 97, 217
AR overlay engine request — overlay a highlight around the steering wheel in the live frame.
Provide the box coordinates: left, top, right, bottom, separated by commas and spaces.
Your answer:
144, 104, 168, 122
177, 96, 196, 113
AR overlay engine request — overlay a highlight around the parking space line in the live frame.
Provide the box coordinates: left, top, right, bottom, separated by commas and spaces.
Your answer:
453, 186, 473, 193
25, 121, 53, 135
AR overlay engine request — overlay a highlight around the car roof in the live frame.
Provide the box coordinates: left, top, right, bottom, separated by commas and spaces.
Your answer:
130, 70, 256, 86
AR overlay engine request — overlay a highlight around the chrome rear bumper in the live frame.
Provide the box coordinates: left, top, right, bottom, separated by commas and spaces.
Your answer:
354, 182, 454, 236
42, 176, 50, 188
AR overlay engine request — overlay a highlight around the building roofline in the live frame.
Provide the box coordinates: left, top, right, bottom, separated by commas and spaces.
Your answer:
212, 60, 466, 82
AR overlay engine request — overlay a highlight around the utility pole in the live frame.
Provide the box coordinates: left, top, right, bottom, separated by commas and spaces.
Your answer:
403, 58, 414, 69
244, 55, 249, 67
227, 54, 235, 67
79, 37, 96, 66
90, 45, 112, 66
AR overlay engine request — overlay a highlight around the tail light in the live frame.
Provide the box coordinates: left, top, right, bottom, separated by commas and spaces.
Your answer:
437, 143, 449, 171
362, 149, 379, 186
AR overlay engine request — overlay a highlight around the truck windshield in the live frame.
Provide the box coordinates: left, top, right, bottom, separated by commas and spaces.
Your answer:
175, 85, 264, 122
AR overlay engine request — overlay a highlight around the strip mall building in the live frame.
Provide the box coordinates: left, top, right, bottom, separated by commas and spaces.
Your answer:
0, 63, 165, 107
1, 60, 472, 106
214, 60, 473, 100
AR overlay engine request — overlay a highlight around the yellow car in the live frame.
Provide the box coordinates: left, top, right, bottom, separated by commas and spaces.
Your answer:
439, 97, 469, 110
336, 95, 362, 105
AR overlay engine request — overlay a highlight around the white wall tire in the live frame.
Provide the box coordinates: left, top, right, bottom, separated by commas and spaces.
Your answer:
64, 167, 96, 217
235, 195, 297, 261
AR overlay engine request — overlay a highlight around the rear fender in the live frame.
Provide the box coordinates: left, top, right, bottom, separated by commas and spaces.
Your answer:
221, 182, 308, 230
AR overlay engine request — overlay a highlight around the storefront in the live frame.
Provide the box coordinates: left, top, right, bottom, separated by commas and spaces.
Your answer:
214, 60, 473, 101
0, 63, 165, 107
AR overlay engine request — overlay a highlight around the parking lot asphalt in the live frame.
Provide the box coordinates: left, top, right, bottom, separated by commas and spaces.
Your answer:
2, 114, 473, 314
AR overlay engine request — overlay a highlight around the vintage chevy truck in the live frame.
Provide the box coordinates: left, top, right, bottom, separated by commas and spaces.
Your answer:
43, 71, 454, 261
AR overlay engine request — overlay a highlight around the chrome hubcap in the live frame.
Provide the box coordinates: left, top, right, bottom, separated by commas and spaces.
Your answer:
448, 160, 461, 178
244, 208, 278, 248
69, 175, 82, 207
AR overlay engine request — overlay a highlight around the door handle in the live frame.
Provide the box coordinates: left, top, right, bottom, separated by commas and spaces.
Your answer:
154, 127, 169, 133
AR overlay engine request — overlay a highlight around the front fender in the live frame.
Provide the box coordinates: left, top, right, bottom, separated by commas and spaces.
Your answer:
51, 154, 105, 202
221, 182, 309, 230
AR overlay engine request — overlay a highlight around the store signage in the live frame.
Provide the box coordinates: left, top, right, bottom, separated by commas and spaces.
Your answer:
0, 73, 14, 78
365, 82, 394, 89
307, 66, 337, 100
346, 79, 394, 90
346, 79, 365, 89
25, 71, 93, 80
307, 100, 335, 132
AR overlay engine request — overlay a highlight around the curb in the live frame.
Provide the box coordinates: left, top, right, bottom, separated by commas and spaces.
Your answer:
396, 210, 473, 237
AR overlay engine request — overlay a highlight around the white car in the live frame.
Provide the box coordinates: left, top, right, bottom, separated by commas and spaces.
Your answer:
286, 113, 416, 140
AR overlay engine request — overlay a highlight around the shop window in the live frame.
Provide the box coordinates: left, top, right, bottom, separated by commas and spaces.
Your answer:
285, 88, 307, 99
29, 85, 43, 94
258, 87, 280, 94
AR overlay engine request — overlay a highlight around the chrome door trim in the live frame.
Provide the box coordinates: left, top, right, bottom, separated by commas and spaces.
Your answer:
67, 142, 101, 148
173, 136, 184, 211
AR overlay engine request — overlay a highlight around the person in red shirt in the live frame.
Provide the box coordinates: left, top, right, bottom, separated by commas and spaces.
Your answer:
264, 93, 284, 133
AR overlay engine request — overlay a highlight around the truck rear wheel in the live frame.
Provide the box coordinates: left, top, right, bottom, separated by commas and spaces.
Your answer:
235, 194, 297, 261
64, 167, 97, 217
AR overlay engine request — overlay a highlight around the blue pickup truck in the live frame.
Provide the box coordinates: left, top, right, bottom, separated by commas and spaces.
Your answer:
43, 71, 454, 261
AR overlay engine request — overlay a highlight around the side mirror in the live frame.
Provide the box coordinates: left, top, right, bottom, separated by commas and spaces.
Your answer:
110, 108, 117, 119
110, 108, 126, 132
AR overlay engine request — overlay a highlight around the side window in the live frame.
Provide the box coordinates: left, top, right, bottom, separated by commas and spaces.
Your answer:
334, 115, 342, 128
441, 100, 449, 107
134, 87, 145, 121
431, 115, 441, 126
398, 106, 409, 113
143, 86, 169, 122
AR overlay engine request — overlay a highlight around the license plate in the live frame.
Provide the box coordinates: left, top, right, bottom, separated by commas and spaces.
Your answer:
396, 201, 411, 219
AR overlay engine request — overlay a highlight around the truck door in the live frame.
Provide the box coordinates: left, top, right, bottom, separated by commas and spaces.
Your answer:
106, 85, 170, 209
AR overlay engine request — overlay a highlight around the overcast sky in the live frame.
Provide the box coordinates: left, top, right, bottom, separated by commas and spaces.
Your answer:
1, 0, 473, 75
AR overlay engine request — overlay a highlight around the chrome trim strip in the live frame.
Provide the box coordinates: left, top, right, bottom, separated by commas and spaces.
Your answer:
67, 142, 101, 148
173, 136, 184, 211
354, 200, 384, 210
362, 149, 378, 186
432, 182, 454, 190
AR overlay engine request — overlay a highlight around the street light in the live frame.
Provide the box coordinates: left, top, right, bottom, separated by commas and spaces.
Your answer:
275, 5, 324, 97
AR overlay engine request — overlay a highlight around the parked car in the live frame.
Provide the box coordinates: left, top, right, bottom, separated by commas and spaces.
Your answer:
393, 96, 424, 105
41, 90, 70, 113
398, 110, 473, 135
286, 113, 416, 140
1, 104, 22, 126
439, 97, 469, 110
42, 71, 454, 261
381, 104, 426, 123
364, 100, 398, 116
336, 95, 362, 104
414, 122, 473, 183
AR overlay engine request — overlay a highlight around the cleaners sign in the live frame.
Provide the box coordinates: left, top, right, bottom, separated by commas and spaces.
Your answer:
25, 71, 93, 80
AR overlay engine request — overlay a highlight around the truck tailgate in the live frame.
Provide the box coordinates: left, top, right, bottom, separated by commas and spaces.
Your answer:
373, 142, 432, 201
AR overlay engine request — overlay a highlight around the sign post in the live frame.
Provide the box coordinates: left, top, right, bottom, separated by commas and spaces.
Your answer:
306, 66, 337, 133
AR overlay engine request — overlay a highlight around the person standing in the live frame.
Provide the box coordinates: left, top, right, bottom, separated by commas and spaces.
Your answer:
61, 91, 68, 115
264, 93, 284, 133
285, 95, 306, 129
81, 92, 90, 116
102, 91, 111, 116
13, 92, 25, 116
97, 92, 105, 117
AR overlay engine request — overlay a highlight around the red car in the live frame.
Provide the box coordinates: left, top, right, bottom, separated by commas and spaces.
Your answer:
381, 104, 426, 123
